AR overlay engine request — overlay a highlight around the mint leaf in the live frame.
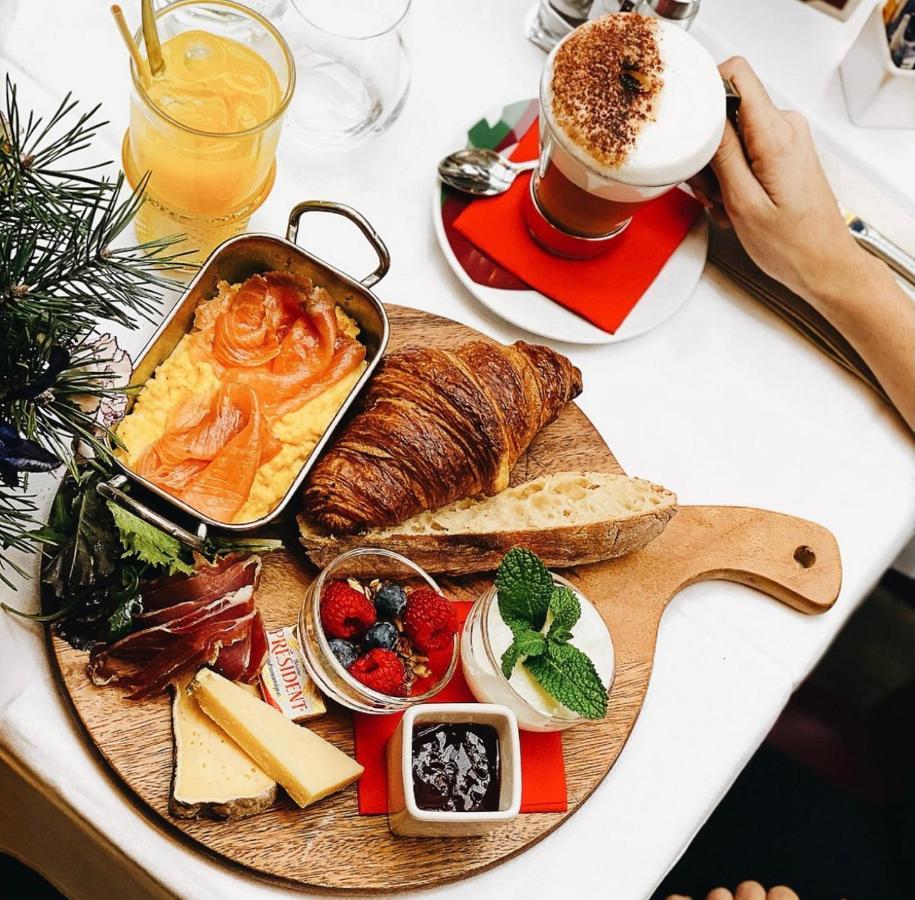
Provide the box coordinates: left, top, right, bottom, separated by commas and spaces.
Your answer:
501, 642, 522, 679
500, 627, 547, 678
549, 585, 581, 632
525, 641, 608, 719
495, 547, 553, 631
499, 615, 529, 678
516, 629, 546, 657
107, 502, 193, 575
547, 625, 573, 645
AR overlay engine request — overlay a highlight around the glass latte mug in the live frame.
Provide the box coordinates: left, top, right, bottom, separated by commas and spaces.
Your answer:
122, 0, 295, 264
523, 13, 726, 259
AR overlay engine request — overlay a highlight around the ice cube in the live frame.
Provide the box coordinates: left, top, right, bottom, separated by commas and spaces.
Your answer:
185, 39, 211, 61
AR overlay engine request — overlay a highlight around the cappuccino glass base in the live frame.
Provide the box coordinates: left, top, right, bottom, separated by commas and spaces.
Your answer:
523, 176, 632, 259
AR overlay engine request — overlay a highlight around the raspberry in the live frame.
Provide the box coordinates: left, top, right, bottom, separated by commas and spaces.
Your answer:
349, 648, 406, 696
403, 588, 458, 653
320, 581, 376, 640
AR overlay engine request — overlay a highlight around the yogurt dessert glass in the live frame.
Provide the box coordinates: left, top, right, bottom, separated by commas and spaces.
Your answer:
461, 572, 614, 732
524, 12, 726, 257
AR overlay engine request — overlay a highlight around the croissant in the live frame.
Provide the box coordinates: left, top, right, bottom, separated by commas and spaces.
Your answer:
302, 340, 583, 533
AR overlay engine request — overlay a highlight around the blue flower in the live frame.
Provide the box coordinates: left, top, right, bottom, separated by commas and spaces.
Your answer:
0, 423, 61, 487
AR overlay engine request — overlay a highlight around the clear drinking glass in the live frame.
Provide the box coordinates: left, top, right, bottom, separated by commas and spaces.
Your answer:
123, 0, 295, 263
279, 0, 411, 146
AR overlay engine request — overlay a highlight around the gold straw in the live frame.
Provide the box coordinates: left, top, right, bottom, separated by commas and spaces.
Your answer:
141, 0, 166, 77
110, 5, 150, 87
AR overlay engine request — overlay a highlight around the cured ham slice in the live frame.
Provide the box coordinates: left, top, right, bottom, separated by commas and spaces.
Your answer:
88, 554, 270, 700
240, 610, 269, 682
124, 611, 257, 701
215, 611, 269, 683
141, 553, 257, 611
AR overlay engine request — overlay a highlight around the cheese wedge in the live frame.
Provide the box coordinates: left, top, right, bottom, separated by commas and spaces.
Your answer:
171, 675, 277, 820
189, 668, 363, 809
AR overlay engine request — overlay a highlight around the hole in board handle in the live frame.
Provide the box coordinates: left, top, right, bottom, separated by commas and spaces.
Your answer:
794, 545, 816, 568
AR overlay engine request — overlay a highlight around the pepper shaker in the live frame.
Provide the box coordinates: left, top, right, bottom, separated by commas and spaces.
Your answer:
526, 0, 594, 52
641, 0, 701, 30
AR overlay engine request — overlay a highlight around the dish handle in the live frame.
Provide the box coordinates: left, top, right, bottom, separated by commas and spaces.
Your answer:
286, 201, 391, 288
97, 475, 209, 553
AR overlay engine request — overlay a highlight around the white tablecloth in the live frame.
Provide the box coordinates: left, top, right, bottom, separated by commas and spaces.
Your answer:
1, 1, 913, 898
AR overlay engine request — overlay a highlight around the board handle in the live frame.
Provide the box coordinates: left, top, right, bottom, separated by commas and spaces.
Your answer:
577, 505, 842, 625
669, 505, 842, 614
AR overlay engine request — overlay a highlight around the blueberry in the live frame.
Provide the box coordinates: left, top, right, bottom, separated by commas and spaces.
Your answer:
362, 621, 399, 652
374, 582, 407, 620
329, 639, 359, 669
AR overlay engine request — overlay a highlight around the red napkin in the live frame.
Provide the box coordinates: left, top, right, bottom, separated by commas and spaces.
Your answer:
451, 118, 702, 334
352, 601, 567, 814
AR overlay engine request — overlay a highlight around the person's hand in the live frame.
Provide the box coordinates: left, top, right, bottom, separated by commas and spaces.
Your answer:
688, 56, 865, 308
666, 880, 799, 900
688, 56, 915, 433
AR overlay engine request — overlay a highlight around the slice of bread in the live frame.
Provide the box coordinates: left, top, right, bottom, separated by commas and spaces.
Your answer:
297, 471, 676, 576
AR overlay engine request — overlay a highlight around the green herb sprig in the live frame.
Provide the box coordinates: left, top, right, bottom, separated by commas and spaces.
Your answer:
495, 548, 608, 720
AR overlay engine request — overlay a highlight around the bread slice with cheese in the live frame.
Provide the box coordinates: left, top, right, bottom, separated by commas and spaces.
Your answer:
189, 668, 362, 809
170, 675, 276, 820
298, 471, 676, 576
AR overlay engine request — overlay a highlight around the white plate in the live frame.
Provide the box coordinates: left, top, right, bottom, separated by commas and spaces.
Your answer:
432, 101, 709, 346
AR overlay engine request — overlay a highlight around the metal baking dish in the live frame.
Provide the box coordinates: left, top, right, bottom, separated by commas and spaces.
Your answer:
98, 201, 390, 550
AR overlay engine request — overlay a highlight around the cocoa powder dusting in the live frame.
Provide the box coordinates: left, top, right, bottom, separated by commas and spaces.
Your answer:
550, 15, 663, 169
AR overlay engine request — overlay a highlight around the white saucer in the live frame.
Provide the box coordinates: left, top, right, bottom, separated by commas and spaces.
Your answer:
432, 100, 709, 346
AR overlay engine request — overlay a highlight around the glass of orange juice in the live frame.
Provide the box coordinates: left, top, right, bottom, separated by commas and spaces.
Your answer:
122, 0, 295, 263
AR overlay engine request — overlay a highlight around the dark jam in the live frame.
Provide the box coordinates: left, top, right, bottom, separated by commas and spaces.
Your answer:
411, 723, 501, 813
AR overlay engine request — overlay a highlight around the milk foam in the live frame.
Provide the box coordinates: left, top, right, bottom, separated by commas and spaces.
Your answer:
543, 16, 725, 189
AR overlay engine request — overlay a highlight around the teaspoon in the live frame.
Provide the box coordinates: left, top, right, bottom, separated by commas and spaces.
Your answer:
438, 148, 537, 197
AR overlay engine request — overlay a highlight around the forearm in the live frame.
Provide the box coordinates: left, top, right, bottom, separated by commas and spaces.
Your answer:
803, 249, 915, 432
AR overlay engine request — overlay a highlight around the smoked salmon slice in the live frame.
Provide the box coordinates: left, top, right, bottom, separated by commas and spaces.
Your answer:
210, 273, 306, 368
224, 286, 340, 403
137, 383, 280, 521
267, 337, 366, 418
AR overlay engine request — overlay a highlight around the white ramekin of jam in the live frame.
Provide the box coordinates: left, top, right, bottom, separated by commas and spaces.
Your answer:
386, 703, 521, 837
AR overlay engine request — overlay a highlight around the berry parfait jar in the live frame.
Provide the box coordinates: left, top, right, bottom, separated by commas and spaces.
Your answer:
298, 548, 460, 714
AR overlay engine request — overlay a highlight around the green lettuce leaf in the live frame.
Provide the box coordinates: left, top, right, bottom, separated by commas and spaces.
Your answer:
107, 502, 193, 575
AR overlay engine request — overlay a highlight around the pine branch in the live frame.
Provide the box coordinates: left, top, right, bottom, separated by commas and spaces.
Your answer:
0, 486, 38, 587
1, 173, 187, 327
1, 76, 113, 217
0, 78, 195, 584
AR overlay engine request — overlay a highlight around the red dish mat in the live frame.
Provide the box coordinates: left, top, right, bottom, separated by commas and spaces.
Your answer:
352, 601, 567, 814
451, 118, 702, 334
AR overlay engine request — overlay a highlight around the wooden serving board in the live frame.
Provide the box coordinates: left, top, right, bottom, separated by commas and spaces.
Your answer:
49, 305, 842, 892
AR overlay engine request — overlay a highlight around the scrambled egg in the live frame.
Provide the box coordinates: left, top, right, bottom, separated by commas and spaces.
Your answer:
116, 294, 364, 524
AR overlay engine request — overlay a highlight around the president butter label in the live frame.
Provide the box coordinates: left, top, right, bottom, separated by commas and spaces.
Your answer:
259, 626, 326, 722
